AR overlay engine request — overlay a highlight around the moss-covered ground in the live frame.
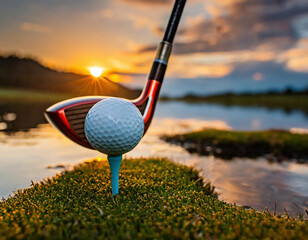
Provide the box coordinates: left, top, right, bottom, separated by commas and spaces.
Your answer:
163, 130, 308, 161
0, 158, 307, 239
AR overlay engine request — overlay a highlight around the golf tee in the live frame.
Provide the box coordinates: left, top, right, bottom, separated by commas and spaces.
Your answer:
107, 155, 122, 196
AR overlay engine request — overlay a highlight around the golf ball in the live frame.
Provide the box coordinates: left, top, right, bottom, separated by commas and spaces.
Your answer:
84, 98, 144, 156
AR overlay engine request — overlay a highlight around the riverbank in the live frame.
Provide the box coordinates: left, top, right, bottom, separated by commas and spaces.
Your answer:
0, 158, 307, 239
162, 130, 308, 162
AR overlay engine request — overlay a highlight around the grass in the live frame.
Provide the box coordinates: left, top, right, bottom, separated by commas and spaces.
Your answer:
0, 87, 74, 103
0, 158, 307, 239
162, 130, 308, 161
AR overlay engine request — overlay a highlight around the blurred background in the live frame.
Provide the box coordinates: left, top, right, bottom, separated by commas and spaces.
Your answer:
0, 0, 307, 217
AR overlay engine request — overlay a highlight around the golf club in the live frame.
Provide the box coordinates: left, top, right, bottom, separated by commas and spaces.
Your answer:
45, 0, 186, 149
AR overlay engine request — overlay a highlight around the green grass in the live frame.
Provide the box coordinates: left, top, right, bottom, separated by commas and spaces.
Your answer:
0, 158, 307, 239
0, 87, 74, 103
163, 130, 308, 160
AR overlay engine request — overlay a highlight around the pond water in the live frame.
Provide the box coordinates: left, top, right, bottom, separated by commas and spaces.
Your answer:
0, 101, 307, 218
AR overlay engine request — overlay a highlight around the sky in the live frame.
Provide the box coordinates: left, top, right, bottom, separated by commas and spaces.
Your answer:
1, 0, 308, 95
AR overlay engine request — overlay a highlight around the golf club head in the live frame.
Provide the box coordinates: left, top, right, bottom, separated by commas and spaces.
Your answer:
45, 79, 161, 149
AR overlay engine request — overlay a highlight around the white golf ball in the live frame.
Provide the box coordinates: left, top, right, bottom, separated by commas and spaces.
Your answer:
84, 98, 144, 156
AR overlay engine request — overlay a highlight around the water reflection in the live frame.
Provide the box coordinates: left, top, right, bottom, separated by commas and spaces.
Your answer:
0, 124, 99, 198
0, 102, 49, 133
156, 101, 308, 131
196, 157, 308, 216
0, 101, 307, 218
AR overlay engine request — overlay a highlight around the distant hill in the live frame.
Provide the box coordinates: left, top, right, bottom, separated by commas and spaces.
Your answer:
0, 55, 140, 99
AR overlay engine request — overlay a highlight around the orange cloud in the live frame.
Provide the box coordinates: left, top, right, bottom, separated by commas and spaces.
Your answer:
119, 0, 172, 7
100, 9, 114, 19
286, 56, 308, 73
172, 50, 275, 66
278, 47, 308, 73
20, 22, 51, 33
169, 62, 233, 78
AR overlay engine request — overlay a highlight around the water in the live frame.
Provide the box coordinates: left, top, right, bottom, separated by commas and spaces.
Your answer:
0, 101, 308, 217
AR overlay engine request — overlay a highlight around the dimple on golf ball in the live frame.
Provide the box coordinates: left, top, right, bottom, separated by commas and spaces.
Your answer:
84, 98, 144, 156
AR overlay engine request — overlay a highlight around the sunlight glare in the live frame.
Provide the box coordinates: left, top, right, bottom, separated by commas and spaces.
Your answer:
89, 67, 104, 77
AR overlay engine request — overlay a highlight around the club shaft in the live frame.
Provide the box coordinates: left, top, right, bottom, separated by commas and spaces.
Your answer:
163, 0, 186, 44
148, 0, 186, 83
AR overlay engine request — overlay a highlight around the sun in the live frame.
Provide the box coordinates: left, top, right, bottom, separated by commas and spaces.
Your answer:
89, 67, 104, 77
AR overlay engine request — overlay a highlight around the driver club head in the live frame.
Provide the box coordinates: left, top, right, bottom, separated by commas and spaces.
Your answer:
45, 80, 161, 149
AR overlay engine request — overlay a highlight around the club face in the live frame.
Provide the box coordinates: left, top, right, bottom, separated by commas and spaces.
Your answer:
45, 80, 161, 149
45, 96, 104, 148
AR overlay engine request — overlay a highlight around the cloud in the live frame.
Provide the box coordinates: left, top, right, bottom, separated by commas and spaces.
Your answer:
127, 14, 158, 30
293, 14, 308, 38
278, 46, 308, 73
100, 9, 114, 19
119, 0, 202, 6
130, 0, 308, 81
169, 63, 234, 78
119, 0, 172, 6
139, 0, 308, 55
20, 22, 51, 33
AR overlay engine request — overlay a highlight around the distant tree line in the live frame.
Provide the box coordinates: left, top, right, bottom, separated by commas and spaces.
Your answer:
160, 86, 308, 101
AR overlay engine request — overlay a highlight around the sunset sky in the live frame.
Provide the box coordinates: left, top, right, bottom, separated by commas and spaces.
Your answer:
1, 0, 308, 94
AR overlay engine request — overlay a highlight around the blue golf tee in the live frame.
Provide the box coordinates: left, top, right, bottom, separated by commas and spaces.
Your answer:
107, 155, 122, 196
